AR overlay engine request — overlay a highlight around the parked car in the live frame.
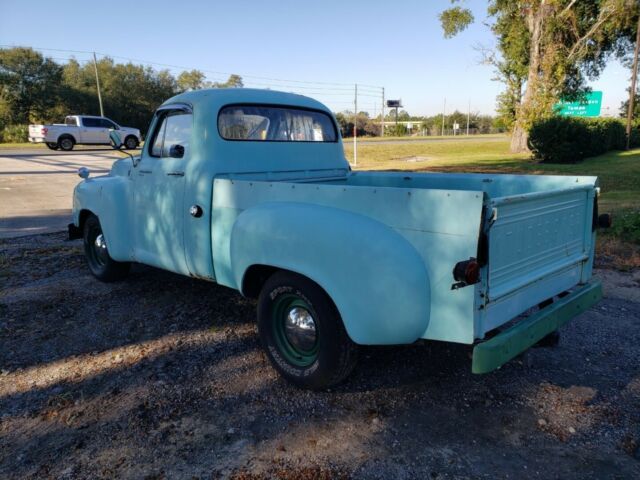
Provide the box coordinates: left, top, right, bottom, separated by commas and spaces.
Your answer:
69, 88, 609, 389
28, 115, 141, 151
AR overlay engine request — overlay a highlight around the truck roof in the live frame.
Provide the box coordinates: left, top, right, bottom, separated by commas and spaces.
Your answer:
162, 88, 332, 114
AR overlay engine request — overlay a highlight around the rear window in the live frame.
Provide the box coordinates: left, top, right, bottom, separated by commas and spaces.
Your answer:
218, 105, 337, 142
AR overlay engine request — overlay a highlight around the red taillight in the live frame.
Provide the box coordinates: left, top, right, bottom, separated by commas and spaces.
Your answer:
453, 258, 480, 285
41, 127, 48, 135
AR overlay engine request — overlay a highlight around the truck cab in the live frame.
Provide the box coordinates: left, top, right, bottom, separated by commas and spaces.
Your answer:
70, 88, 606, 389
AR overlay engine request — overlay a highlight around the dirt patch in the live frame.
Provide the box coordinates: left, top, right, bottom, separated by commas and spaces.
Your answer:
1, 232, 639, 479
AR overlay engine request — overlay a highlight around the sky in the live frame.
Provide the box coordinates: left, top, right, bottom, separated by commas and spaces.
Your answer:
0, 0, 630, 117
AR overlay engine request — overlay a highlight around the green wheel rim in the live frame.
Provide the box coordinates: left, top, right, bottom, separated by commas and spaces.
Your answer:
271, 294, 319, 367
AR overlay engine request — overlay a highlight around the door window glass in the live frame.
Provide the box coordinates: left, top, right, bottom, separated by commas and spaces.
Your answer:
101, 119, 117, 129
161, 114, 192, 157
149, 113, 192, 158
82, 117, 101, 127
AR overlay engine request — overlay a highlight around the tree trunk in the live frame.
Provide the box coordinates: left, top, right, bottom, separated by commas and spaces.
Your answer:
510, 1, 546, 153
510, 124, 529, 152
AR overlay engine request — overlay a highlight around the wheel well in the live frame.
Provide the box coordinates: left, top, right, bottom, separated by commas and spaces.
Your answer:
58, 133, 76, 143
241, 265, 340, 313
78, 209, 94, 231
124, 134, 138, 142
241, 265, 280, 299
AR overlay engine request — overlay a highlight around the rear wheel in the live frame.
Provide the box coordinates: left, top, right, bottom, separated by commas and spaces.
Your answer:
45, 142, 59, 150
59, 136, 75, 151
257, 271, 358, 390
83, 214, 130, 282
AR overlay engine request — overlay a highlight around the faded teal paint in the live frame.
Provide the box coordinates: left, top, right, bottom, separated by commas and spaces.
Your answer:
227, 202, 431, 345
72, 88, 602, 356
212, 179, 485, 344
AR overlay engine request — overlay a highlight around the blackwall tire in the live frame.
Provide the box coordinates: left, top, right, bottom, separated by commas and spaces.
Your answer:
257, 271, 358, 390
83, 214, 130, 282
59, 136, 75, 151
124, 136, 139, 150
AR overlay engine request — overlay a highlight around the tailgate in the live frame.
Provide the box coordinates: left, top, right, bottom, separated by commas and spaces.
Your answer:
486, 185, 595, 302
28, 125, 45, 140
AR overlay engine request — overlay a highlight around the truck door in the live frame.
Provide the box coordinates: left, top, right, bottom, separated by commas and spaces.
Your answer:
100, 118, 119, 143
80, 117, 107, 144
131, 105, 192, 275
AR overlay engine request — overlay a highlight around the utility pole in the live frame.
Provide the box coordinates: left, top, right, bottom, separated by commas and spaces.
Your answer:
381, 87, 385, 137
353, 84, 358, 167
441, 98, 446, 136
466, 99, 470, 136
93, 52, 104, 117
626, 14, 640, 150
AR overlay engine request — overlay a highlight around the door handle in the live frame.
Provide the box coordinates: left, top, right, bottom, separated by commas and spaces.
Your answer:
167, 171, 184, 177
139, 169, 152, 174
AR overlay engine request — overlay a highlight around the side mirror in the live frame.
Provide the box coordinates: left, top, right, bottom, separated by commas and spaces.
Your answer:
109, 130, 123, 149
169, 144, 185, 158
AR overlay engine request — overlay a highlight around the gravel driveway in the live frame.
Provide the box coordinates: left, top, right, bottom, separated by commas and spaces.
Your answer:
1, 233, 639, 479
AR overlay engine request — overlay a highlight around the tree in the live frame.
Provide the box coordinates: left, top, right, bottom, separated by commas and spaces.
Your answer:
620, 91, 640, 119
0, 47, 63, 123
60, 57, 177, 134
177, 69, 207, 91
440, 0, 639, 152
212, 74, 244, 88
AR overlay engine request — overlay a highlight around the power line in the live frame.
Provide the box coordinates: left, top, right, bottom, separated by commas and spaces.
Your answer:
0, 44, 383, 91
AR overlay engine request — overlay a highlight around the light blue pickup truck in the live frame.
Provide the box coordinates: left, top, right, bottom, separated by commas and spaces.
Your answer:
69, 88, 609, 389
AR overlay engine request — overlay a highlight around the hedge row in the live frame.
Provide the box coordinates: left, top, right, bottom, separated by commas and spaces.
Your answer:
0, 124, 28, 143
528, 117, 630, 163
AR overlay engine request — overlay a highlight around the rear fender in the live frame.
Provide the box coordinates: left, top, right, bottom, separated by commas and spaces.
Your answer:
230, 202, 430, 345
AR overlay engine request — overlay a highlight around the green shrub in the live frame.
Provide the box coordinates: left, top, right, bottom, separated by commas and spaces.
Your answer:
606, 210, 640, 245
529, 116, 627, 163
1, 124, 28, 143
630, 119, 640, 148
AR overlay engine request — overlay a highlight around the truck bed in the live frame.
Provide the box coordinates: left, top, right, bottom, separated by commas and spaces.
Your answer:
211, 170, 597, 345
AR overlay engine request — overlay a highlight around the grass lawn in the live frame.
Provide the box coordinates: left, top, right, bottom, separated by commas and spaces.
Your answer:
350, 133, 507, 143
344, 137, 640, 268
0, 142, 45, 149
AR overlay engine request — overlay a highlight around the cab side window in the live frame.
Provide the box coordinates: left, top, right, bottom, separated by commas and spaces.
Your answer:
101, 119, 117, 129
82, 117, 100, 127
149, 112, 192, 158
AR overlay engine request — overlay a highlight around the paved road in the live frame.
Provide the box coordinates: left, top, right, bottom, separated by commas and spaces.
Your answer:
0, 148, 136, 238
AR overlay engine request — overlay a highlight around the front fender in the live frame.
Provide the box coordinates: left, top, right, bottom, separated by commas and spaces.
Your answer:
230, 202, 430, 345
72, 175, 132, 261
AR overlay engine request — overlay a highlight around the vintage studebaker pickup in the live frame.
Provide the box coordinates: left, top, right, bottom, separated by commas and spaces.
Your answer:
70, 88, 608, 389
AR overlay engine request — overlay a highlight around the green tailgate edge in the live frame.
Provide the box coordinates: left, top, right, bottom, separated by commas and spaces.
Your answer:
472, 279, 603, 374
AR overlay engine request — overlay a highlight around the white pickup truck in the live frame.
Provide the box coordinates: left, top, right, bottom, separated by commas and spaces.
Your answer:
28, 115, 141, 151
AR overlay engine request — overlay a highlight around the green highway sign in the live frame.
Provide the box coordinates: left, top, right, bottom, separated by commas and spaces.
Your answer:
555, 91, 602, 117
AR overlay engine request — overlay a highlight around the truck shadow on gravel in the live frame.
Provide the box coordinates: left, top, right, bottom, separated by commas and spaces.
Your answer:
1, 232, 639, 479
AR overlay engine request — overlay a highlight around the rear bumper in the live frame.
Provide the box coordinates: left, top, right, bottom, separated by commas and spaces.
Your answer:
28, 137, 45, 143
472, 279, 602, 374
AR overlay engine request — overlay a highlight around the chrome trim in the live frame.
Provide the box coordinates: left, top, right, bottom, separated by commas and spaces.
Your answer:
94, 233, 106, 250
284, 307, 317, 351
